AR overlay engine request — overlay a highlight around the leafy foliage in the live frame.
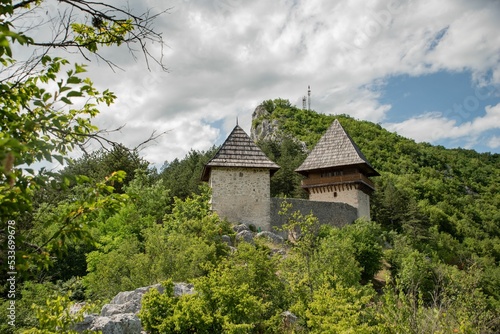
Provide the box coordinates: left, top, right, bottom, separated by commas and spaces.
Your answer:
0, 0, 164, 286
305, 281, 378, 334
140, 243, 290, 334
83, 186, 232, 301
253, 98, 500, 332
0, 1, 165, 331
257, 138, 308, 198
22, 293, 100, 334
160, 148, 218, 200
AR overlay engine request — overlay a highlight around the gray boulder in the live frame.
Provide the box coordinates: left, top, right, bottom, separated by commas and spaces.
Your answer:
233, 223, 249, 233
173, 282, 195, 297
73, 314, 97, 333
256, 231, 284, 245
102, 284, 164, 317
76, 283, 194, 333
221, 234, 232, 247
236, 230, 254, 244
90, 314, 142, 334
282, 311, 300, 331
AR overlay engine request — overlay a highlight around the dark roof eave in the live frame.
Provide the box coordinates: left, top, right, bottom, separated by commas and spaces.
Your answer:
301, 179, 376, 191
295, 162, 380, 177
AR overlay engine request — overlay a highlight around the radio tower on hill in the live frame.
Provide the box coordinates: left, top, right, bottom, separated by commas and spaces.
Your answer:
308, 85, 311, 111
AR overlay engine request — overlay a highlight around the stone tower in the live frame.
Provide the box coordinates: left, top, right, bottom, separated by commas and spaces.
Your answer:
201, 125, 280, 230
295, 119, 379, 220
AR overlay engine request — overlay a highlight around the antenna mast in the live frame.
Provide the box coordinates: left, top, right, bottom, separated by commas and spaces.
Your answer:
307, 86, 311, 111
302, 96, 307, 110
308, 85, 311, 111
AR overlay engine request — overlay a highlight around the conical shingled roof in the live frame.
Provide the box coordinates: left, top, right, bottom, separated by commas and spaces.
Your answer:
201, 125, 280, 181
295, 119, 379, 176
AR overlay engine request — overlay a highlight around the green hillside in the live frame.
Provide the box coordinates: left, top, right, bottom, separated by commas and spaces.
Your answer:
254, 99, 500, 266
2, 98, 499, 333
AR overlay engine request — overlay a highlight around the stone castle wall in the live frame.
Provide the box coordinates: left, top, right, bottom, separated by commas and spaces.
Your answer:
209, 167, 271, 231
269, 198, 358, 235
208, 168, 365, 232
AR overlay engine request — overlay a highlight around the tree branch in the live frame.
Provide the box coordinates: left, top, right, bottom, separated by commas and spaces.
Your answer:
6, 0, 169, 75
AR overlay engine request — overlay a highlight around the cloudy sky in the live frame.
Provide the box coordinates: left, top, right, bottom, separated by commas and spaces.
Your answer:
18, 0, 500, 168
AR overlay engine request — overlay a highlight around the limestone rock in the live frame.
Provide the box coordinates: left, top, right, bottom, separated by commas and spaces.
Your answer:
236, 230, 254, 244
256, 231, 284, 244
73, 314, 97, 333
102, 284, 164, 317
173, 282, 195, 297
90, 314, 142, 334
233, 223, 249, 233
251, 105, 280, 142
101, 302, 138, 317
221, 234, 232, 247
250, 104, 307, 151
76, 283, 194, 334
282, 311, 301, 331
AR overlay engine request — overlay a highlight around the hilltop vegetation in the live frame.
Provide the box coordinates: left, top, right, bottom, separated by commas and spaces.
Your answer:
253, 99, 500, 266
1, 98, 499, 333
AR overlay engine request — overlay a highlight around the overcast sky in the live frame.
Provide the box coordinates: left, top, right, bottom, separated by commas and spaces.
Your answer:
17, 0, 500, 168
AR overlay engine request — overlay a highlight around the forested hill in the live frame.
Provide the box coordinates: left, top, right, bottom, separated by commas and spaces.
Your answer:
156, 98, 500, 331
251, 99, 500, 263
3, 97, 499, 333
159, 97, 500, 271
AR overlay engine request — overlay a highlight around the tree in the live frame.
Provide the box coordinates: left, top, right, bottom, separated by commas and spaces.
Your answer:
0, 0, 167, 282
61, 144, 150, 193
306, 281, 378, 333
160, 148, 219, 200
1, 0, 166, 74
257, 137, 308, 198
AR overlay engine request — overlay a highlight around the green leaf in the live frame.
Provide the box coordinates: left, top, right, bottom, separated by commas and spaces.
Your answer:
75, 63, 87, 74
60, 97, 72, 105
53, 155, 65, 165
42, 92, 52, 102
67, 76, 82, 84
67, 91, 83, 97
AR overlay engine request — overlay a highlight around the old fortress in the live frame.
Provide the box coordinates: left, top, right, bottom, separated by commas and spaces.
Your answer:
201, 119, 379, 232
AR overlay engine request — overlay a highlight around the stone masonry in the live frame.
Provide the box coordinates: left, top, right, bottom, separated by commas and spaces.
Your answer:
209, 167, 271, 231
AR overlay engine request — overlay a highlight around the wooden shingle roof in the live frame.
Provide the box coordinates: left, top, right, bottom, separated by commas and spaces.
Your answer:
295, 119, 379, 176
201, 125, 280, 181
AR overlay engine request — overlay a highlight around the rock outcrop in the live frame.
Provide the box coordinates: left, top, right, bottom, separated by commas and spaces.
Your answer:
250, 104, 307, 151
236, 229, 255, 244
255, 230, 284, 244
76, 283, 194, 334
250, 104, 281, 142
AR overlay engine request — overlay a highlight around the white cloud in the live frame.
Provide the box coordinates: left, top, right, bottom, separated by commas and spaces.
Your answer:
488, 136, 500, 149
11, 0, 500, 164
384, 103, 500, 145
